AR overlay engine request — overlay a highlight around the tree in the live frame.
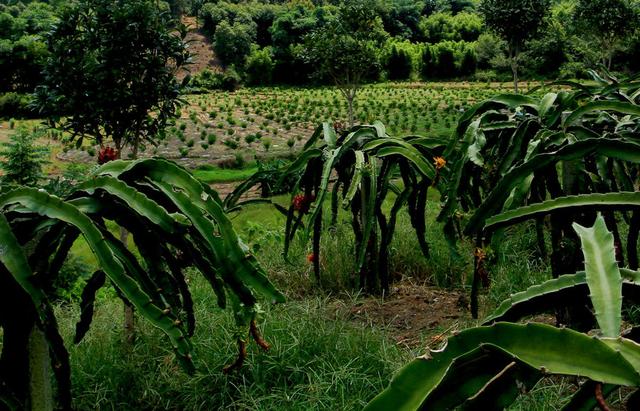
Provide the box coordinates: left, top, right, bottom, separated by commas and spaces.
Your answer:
245, 47, 275, 85
573, 0, 637, 70
386, 44, 412, 80
303, 0, 387, 127
34, 0, 190, 159
213, 20, 255, 68
479, 0, 549, 93
0, 127, 48, 186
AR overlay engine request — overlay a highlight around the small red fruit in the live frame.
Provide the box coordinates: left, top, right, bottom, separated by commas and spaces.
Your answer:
98, 146, 118, 164
292, 193, 316, 214
307, 253, 316, 263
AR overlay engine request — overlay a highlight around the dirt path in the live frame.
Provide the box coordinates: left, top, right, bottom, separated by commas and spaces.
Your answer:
178, 16, 220, 80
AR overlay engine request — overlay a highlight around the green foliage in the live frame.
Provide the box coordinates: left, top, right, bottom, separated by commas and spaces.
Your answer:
386, 44, 413, 80
191, 67, 241, 91
0, 159, 283, 409
479, 0, 550, 50
245, 47, 275, 86
214, 20, 255, 67
34, 0, 189, 153
573, 0, 638, 69
228, 121, 447, 294
367, 215, 640, 410
438, 74, 640, 316
419, 11, 483, 43
422, 40, 475, 79
0, 92, 32, 118
0, 126, 48, 186
0, 1, 55, 93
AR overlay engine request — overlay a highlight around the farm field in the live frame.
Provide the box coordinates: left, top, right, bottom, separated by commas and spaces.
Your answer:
3, 0, 640, 409
1, 82, 539, 181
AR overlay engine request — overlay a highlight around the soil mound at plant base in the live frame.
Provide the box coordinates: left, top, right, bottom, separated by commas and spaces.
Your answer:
347, 283, 469, 348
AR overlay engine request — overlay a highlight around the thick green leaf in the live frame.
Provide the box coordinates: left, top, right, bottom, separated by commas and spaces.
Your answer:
376, 146, 435, 179
342, 150, 365, 208
0, 187, 196, 372
465, 138, 640, 234
573, 214, 622, 337
484, 269, 640, 324
564, 101, 640, 127
365, 323, 640, 411
485, 192, 640, 232
75, 175, 188, 233
423, 344, 536, 410
0, 213, 46, 309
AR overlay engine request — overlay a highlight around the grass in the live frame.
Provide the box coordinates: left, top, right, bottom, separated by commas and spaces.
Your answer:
59, 278, 410, 410
57, 196, 577, 409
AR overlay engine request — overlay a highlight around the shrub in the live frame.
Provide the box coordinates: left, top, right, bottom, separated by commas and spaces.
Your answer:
458, 46, 477, 76
0, 127, 48, 186
234, 152, 245, 168
190, 68, 240, 92
558, 61, 590, 80
420, 46, 436, 79
0, 92, 33, 118
245, 47, 274, 86
433, 42, 456, 78
386, 44, 412, 80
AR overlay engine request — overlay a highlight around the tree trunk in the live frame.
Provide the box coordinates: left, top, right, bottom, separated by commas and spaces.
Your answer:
28, 328, 53, 411
510, 45, 519, 94
347, 94, 355, 128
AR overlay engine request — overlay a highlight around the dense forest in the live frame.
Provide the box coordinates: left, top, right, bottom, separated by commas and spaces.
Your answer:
2, 0, 640, 99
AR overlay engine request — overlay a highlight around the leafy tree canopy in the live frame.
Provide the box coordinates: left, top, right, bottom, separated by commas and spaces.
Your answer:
479, 0, 549, 49
34, 0, 190, 156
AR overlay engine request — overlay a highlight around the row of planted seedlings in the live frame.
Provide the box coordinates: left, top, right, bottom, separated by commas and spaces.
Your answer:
185, 83, 517, 148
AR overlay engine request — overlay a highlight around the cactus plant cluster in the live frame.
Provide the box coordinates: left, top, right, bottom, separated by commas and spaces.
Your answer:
227, 121, 448, 293
0, 158, 283, 409
367, 214, 640, 410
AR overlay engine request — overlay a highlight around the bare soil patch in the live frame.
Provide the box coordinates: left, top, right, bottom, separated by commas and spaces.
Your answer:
345, 282, 471, 348
178, 16, 220, 79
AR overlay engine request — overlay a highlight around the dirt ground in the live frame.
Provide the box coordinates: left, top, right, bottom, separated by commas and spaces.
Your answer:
178, 16, 220, 79
343, 282, 472, 348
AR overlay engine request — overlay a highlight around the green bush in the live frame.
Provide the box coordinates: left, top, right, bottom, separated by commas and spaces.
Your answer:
0, 127, 48, 186
558, 61, 590, 80
458, 46, 477, 76
214, 20, 255, 67
0, 92, 33, 118
386, 44, 412, 80
190, 68, 240, 92
245, 47, 274, 85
